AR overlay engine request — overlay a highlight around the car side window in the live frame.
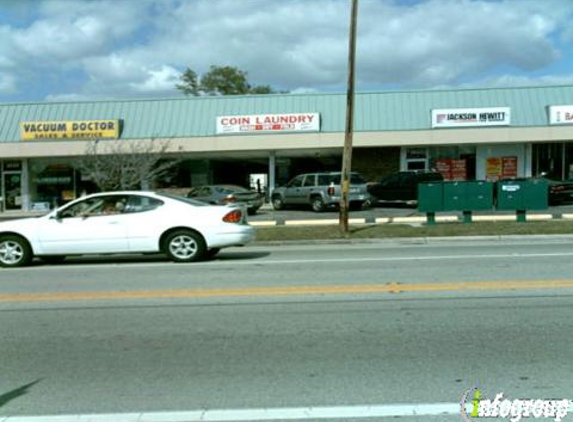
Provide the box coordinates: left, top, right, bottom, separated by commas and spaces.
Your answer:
318, 175, 340, 185
401, 174, 416, 187
303, 175, 316, 187
350, 174, 367, 184
381, 174, 401, 187
287, 175, 304, 188
124, 196, 164, 213
59, 196, 128, 218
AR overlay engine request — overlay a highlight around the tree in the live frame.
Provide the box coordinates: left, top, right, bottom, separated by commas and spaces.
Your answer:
176, 65, 277, 96
77, 139, 179, 191
175, 68, 200, 96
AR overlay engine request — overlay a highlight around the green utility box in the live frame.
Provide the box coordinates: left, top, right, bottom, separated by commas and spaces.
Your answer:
496, 179, 548, 210
442, 181, 494, 211
418, 182, 444, 212
442, 182, 466, 211
465, 181, 495, 210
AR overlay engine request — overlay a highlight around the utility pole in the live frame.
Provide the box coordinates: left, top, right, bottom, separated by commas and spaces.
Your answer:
339, 0, 358, 234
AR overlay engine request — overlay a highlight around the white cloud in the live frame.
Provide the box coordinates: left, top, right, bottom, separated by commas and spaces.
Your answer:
45, 92, 92, 102
463, 73, 573, 89
1, 0, 573, 101
129, 65, 181, 93
98, 0, 572, 94
0, 72, 16, 94
8, 0, 148, 64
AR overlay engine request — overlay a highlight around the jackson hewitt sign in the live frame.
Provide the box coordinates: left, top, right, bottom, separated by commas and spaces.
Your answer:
20, 120, 120, 140
432, 107, 511, 128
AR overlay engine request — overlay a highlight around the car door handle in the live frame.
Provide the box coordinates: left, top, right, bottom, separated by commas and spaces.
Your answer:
107, 221, 120, 225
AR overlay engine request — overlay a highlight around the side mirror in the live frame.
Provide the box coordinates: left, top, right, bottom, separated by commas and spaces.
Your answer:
50, 211, 62, 221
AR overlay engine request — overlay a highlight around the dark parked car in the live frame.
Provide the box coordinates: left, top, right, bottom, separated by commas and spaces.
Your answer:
535, 173, 573, 205
187, 185, 263, 215
368, 171, 444, 205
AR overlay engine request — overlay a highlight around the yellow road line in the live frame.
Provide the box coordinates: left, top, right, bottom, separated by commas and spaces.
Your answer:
2, 280, 573, 303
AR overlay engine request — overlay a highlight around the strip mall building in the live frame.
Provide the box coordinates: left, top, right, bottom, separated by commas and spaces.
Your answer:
1, 84, 573, 211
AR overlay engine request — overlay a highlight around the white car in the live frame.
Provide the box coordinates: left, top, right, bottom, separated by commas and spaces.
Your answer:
0, 191, 256, 267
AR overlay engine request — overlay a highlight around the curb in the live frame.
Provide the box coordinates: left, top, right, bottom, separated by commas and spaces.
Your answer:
249, 213, 569, 227
251, 233, 573, 246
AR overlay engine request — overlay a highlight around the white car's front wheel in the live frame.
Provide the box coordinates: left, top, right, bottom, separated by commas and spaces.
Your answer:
164, 230, 206, 263
0, 235, 33, 268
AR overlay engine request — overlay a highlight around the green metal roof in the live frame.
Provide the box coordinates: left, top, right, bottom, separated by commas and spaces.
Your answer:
1, 85, 573, 143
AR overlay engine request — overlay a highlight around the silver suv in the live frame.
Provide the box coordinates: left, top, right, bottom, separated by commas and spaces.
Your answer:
271, 172, 371, 212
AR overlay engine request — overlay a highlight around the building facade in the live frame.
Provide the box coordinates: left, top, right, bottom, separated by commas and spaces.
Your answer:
1, 85, 573, 211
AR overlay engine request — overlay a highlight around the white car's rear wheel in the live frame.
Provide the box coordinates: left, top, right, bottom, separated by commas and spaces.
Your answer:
164, 230, 206, 262
0, 235, 33, 268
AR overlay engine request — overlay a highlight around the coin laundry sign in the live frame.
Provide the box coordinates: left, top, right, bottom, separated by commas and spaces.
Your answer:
216, 113, 320, 134
432, 107, 511, 128
20, 120, 120, 140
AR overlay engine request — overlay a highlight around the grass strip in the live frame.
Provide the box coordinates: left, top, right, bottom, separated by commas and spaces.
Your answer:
254, 221, 573, 241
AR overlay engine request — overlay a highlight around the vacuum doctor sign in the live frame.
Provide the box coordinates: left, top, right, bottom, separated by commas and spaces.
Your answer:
20, 120, 120, 140
216, 113, 320, 134
432, 107, 511, 128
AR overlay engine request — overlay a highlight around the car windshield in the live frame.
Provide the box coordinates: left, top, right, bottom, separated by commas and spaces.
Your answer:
156, 192, 208, 206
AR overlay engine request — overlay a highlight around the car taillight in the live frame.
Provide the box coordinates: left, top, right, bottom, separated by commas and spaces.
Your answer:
327, 183, 335, 196
222, 195, 237, 203
223, 209, 242, 223
552, 186, 564, 192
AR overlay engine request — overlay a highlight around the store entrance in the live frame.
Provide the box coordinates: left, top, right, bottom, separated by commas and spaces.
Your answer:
1, 161, 23, 211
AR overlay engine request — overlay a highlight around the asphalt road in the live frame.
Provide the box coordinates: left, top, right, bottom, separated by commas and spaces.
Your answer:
2, 238, 573, 421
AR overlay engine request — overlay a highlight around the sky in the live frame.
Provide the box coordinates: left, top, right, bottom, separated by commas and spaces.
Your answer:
1, 0, 573, 103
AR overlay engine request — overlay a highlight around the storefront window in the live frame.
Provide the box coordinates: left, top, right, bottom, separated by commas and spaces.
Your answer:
29, 160, 76, 209
429, 146, 476, 180
532, 143, 573, 180
405, 148, 428, 171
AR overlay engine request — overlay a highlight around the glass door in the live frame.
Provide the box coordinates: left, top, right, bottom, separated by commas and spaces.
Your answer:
3, 172, 22, 210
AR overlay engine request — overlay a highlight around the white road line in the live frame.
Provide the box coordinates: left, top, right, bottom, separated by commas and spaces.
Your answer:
0, 402, 461, 421
10, 251, 573, 271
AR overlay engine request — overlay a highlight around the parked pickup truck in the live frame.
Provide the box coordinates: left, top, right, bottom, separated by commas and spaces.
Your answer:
271, 171, 371, 212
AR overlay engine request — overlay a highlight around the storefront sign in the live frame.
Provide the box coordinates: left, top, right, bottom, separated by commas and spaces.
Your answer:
3, 161, 21, 171
501, 156, 518, 178
486, 156, 517, 181
435, 158, 467, 180
216, 113, 320, 134
486, 157, 502, 181
450, 159, 467, 181
20, 120, 120, 140
548, 105, 573, 125
432, 107, 511, 128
